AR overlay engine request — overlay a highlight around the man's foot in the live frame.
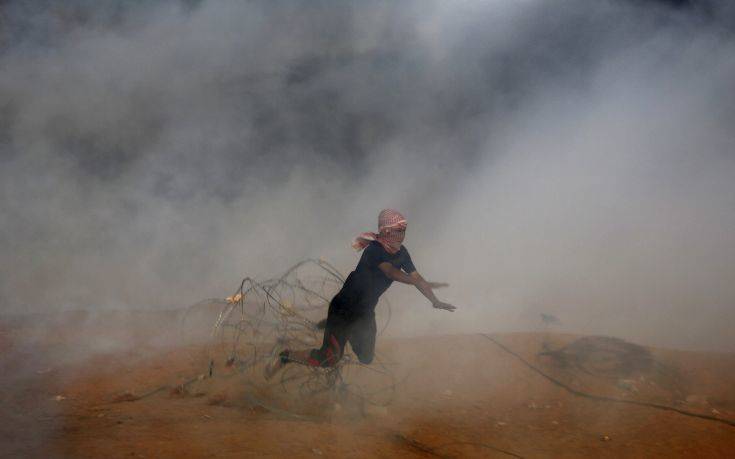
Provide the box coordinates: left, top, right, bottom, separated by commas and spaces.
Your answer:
264, 350, 289, 380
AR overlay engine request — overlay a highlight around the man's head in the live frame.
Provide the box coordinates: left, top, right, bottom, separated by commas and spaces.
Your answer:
352, 209, 408, 254
378, 209, 407, 247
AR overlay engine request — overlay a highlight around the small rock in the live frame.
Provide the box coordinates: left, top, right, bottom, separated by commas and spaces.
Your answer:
552, 420, 559, 425
685, 394, 709, 406
53, 395, 66, 402
113, 392, 139, 403
601, 435, 611, 442
312, 448, 323, 455
169, 385, 188, 397
496, 421, 507, 427
617, 379, 639, 392
712, 408, 721, 415
444, 389, 453, 396
207, 394, 228, 406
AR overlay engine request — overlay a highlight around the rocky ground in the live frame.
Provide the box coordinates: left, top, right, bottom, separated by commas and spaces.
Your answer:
2, 307, 734, 458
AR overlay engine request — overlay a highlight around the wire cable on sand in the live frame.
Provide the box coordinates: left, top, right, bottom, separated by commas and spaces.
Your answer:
480, 333, 735, 429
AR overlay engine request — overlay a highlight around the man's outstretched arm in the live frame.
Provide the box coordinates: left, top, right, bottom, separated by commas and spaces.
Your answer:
378, 263, 456, 312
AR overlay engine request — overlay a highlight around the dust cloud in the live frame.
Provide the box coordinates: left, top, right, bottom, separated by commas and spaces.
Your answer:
1, 0, 734, 351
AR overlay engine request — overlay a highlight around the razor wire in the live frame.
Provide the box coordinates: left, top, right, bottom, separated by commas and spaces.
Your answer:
209, 258, 397, 410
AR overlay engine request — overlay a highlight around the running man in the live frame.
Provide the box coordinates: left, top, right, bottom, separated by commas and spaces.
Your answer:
265, 209, 455, 378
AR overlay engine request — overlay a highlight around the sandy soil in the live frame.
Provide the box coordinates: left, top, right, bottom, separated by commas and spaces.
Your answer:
2, 308, 735, 458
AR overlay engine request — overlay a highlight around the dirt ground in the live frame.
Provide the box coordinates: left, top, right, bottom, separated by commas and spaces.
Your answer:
2, 308, 735, 458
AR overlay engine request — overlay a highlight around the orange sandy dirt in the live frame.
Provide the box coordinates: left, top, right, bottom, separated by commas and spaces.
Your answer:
2, 309, 735, 458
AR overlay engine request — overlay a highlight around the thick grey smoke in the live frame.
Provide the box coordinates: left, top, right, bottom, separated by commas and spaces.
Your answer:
1, 1, 734, 350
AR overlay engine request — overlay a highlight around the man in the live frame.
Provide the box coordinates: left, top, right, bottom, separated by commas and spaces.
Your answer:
265, 209, 455, 378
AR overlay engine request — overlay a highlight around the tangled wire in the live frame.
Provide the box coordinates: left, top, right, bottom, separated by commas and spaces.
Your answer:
210, 259, 397, 412
540, 336, 654, 378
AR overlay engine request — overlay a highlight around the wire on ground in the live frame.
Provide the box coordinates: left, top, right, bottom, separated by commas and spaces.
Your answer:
480, 333, 735, 429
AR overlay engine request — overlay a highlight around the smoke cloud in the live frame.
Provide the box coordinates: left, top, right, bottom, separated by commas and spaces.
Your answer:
1, 0, 734, 350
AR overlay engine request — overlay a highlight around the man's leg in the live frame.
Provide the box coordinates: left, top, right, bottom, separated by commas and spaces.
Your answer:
347, 313, 377, 365
264, 307, 349, 379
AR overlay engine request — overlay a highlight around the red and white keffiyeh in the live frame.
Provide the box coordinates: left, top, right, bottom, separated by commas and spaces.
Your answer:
352, 209, 407, 255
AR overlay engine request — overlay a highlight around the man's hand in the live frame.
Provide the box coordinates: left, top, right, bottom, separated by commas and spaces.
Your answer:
432, 301, 456, 312
379, 265, 457, 311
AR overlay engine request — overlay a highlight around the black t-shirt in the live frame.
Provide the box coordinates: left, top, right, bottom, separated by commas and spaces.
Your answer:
333, 241, 416, 313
